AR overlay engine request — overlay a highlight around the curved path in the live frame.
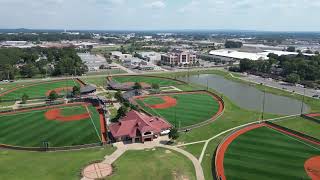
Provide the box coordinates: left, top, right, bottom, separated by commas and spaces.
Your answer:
82, 137, 205, 180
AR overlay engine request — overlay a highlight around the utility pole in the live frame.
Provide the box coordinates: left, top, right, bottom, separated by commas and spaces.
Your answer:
261, 88, 266, 121
300, 88, 306, 115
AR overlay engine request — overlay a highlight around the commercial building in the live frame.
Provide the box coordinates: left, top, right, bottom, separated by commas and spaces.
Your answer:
139, 51, 161, 64
78, 53, 109, 71
109, 110, 171, 143
209, 49, 268, 61
209, 49, 316, 62
111, 51, 133, 61
161, 49, 197, 66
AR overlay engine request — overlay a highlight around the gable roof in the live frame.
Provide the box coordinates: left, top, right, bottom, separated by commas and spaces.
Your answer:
109, 110, 171, 138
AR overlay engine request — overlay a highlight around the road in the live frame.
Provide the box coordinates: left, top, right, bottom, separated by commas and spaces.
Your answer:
0, 66, 224, 84
238, 74, 320, 98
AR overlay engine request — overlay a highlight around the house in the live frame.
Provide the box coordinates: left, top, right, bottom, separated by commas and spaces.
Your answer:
109, 110, 172, 143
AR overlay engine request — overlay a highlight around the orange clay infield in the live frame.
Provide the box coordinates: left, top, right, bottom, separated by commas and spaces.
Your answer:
45, 87, 73, 96
44, 106, 90, 122
82, 163, 112, 179
147, 96, 177, 109
305, 156, 320, 180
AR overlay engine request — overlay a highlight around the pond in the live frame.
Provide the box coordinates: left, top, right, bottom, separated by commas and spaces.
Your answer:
178, 74, 309, 115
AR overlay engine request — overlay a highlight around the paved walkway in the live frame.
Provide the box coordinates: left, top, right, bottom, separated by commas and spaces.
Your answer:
82, 136, 205, 180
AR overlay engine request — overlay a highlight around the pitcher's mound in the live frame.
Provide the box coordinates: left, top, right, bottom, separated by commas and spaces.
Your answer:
305, 156, 320, 180
82, 163, 112, 179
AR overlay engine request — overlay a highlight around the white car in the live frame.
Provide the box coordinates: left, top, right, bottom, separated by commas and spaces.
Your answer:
160, 129, 170, 136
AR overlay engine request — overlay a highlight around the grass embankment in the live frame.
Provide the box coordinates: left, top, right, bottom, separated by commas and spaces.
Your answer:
136, 93, 221, 128
275, 116, 320, 139
224, 126, 320, 180
0, 147, 115, 180
109, 148, 196, 180
112, 76, 182, 87
0, 105, 101, 147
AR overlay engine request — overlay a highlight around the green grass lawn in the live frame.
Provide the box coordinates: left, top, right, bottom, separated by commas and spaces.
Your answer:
81, 77, 108, 87
0, 104, 101, 147
111, 76, 183, 87
275, 116, 320, 139
180, 142, 205, 159
223, 126, 320, 180
86, 69, 127, 76
109, 148, 196, 180
0, 147, 115, 180
0, 79, 79, 100
135, 93, 221, 128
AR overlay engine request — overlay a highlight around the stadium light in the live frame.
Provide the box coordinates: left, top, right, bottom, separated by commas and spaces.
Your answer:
300, 88, 306, 115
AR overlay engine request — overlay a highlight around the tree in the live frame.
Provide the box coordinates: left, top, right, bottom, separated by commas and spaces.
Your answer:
72, 86, 80, 97
305, 49, 313, 54
99, 65, 106, 69
151, 83, 160, 90
21, 93, 29, 104
225, 41, 243, 48
114, 90, 124, 103
111, 106, 128, 122
133, 82, 142, 90
20, 64, 39, 78
286, 46, 296, 52
286, 73, 300, 84
168, 128, 179, 140
48, 90, 59, 101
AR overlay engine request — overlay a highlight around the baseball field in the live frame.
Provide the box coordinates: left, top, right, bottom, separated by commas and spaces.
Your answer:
0, 103, 102, 148
216, 124, 320, 180
0, 79, 81, 100
110, 75, 183, 87
133, 92, 223, 128
305, 113, 320, 121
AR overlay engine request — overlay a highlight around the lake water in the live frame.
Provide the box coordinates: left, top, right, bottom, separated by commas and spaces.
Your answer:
178, 74, 309, 115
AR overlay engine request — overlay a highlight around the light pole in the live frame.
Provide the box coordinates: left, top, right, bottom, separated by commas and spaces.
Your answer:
261, 88, 266, 121
300, 88, 306, 115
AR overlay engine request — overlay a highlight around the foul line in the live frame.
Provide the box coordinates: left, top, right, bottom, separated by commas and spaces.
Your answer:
85, 105, 102, 142
268, 127, 320, 151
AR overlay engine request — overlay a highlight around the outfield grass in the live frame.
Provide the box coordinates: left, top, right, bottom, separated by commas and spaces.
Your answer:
136, 93, 221, 127
0, 105, 101, 147
0, 79, 80, 100
275, 116, 320, 139
223, 126, 320, 180
112, 76, 182, 87
109, 148, 196, 180
0, 147, 115, 180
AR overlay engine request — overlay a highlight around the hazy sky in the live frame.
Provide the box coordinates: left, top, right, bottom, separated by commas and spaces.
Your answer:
1, 0, 320, 31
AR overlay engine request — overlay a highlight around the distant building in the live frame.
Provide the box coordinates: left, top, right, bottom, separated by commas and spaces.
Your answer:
111, 51, 133, 61
139, 52, 161, 64
161, 49, 197, 66
109, 110, 171, 143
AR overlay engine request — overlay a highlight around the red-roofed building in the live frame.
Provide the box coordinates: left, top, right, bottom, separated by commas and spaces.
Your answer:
109, 110, 172, 143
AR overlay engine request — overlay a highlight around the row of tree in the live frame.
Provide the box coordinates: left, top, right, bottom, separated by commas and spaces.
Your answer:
236, 53, 320, 84
0, 47, 88, 80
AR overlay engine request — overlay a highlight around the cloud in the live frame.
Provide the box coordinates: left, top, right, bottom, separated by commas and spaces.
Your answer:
145, 0, 166, 9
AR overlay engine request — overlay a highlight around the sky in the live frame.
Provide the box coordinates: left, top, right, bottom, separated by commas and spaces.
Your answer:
0, 0, 320, 31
